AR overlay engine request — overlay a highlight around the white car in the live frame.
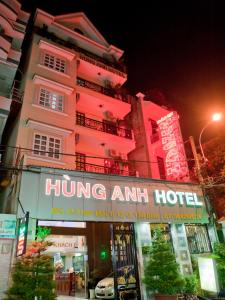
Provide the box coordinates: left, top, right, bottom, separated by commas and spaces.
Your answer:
95, 273, 115, 299
95, 266, 136, 299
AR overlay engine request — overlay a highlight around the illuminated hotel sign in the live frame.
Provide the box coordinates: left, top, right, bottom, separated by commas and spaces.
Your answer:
16, 212, 29, 257
45, 179, 203, 208
157, 111, 189, 181
19, 169, 208, 223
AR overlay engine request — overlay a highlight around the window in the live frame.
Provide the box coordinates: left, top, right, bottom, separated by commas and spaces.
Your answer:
75, 152, 86, 170
185, 225, 211, 254
74, 28, 84, 35
157, 156, 166, 179
150, 119, 158, 135
39, 88, 63, 112
33, 134, 61, 159
43, 53, 66, 73
151, 223, 172, 243
76, 112, 85, 126
104, 159, 120, 175
150, 119, 159, 143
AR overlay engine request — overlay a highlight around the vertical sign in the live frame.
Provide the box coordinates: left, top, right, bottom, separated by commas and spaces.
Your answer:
157, 111, 190, 181
16, 212, 29, 257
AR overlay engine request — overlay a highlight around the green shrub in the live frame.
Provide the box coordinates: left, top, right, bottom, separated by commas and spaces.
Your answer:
143, 229, 185, 295
183, 274, 199, 295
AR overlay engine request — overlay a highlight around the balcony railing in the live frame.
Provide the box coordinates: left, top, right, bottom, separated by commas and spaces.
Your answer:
75, 161, 137, 177
76, 113, 132, 140
10, 87, 23, 103
77, 77, 131, 103
78, 52, 126, 78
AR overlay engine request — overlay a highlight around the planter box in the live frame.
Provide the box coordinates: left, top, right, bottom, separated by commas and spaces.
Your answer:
155, 295, 178, 300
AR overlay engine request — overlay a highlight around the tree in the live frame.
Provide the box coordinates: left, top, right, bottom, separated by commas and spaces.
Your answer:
203, 136, 225, 180
213, 242, 225, 290
201, 136, 225, 223
4, 227, 56, 300
143, 229, 184, 295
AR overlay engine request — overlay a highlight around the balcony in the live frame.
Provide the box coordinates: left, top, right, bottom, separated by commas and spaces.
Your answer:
0, 35, 11, 59
77, 77, 131, 103
11, 87, 23, 103
76, 113, 132, 140
75, 161, 136, 177
79, 52, 126, 78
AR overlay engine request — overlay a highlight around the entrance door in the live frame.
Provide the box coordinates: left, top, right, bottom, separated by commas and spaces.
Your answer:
111, 223, 141, 300
44, 234, 87, 298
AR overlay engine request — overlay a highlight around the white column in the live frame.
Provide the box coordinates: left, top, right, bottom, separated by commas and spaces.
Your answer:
170, 224, 193, 275
135, 222, 152, 300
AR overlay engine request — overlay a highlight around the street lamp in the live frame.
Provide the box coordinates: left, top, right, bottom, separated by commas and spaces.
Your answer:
199, 113, 222, 163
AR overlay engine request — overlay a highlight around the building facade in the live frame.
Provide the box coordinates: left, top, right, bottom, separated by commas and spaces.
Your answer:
0, 0, 29, 145
1, 8, 218, 300
0, 0, 29, 297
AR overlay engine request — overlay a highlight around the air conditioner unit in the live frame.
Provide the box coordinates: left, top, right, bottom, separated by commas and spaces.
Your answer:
108, 149, 117, 157
75, 133, 80, 144
119, 153, 127, 160
104, 110, 114, 120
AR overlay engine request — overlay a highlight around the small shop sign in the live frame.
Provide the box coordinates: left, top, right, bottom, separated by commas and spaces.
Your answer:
16, 212, 29, 256
0, 214, 16, 239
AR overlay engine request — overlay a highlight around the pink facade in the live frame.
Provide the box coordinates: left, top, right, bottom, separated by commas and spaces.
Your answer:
6, 9, 189, 182
129, 93, 189, 181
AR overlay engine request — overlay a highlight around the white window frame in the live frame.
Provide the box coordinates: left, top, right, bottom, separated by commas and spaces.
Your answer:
42, 51, 67, 74
38, 87, 64, 112
33, 132, 62, 160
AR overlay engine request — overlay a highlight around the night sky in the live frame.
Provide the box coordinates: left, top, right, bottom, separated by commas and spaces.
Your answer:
21, 0, 225, 142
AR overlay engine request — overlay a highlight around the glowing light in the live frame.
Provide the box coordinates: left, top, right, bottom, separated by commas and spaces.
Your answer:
212, 113, 222, 122
157, 112, 189, 181
63, 174, 71, 180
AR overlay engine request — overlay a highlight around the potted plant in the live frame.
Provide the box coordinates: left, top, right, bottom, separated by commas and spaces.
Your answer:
183, 275, 199, 300
143, 228, 185, 300
88, 268, 100, 299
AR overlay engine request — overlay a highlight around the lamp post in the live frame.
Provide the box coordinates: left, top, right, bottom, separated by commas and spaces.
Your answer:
189, 112, 222, 184
199, 113, 222, 163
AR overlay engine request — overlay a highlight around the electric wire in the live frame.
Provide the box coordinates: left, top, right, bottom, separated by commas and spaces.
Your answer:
0, 144, 195, 164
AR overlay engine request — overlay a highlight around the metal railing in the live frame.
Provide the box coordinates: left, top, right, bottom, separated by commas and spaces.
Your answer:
77, 77, 131, 103
75, 161, 136, 177
76, 113, 132, 140
10, 87, 23, 103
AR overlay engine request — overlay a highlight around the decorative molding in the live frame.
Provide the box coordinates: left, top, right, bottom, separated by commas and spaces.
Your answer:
32, 104, 69, 117
26, 119, 73, 136
33, 75, 74, 95
38, 39, 76, 61
26, 155, 66, 165
37, 64, 70, 79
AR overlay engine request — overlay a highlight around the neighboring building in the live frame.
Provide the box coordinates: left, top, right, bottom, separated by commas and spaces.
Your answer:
129, 92, 190, 182
0, 0, 29, 145
1, 8, 217, 300
0, 0, 29, 298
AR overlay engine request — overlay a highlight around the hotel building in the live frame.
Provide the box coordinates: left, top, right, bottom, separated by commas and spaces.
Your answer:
1, 8, 217, 299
